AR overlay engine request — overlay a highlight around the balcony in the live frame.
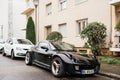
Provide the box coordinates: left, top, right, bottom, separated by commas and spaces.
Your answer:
110, 0, 120, 5
21, 0, 34, 15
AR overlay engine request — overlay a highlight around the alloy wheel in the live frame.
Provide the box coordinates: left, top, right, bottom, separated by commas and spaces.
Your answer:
11, 50, 15, 59
51, 57, 65, 77
25, 53, 30, 64
52, 60, 60, 75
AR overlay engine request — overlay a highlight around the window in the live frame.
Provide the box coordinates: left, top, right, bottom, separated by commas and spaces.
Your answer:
77, 19, 88, 35
59, 23, 67, 37
75, 0, 88, 5
39, 42, 48, 48
37, 42, 49, 52
46, 3, 52, 15
59, 0, 67, 10
45, 26, 52, 38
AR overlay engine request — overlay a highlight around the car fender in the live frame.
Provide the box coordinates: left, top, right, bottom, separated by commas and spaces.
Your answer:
53, 54, 74, 64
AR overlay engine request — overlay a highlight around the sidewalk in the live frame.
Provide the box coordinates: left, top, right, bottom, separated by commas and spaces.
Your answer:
99, 62, 120, 79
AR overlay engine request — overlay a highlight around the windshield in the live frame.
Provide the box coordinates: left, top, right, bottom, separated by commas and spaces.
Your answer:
52, 42, 76, 51
14, 39, 33, 45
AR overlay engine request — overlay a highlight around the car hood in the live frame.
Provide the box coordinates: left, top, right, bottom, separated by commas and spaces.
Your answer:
58, 51, 97, 65
14, 44, 34, 49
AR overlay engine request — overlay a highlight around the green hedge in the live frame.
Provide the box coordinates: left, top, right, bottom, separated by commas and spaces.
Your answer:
26, 17, 36, 44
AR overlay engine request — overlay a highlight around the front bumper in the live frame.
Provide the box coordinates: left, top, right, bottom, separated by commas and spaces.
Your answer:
65, 63, 100, 75
14, 50, 28, 57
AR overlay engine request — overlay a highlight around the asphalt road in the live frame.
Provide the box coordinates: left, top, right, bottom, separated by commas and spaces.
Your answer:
0, 54, 116, 80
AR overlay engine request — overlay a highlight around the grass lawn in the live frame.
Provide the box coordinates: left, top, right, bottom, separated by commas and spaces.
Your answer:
99, 56, 120, 64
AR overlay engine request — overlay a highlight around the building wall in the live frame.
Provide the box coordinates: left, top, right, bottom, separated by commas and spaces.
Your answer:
38, 0, 111, 47
0, 0, 27, 40
12, 0, 27, 39
0, 0, 8, 40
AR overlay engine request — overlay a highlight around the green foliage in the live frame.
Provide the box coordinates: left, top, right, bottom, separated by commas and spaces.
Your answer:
81, 22, 107, 55
46, 31, 63, 41
26, 17, 36, 44
83, 42, 90, 48
115, 20, 120, 31
100, 57, 120, 64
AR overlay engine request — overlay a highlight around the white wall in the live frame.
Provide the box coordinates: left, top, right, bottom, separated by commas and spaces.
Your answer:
0, 0, 27, 40
0, 0, 8, 40
13, 0, 27, 39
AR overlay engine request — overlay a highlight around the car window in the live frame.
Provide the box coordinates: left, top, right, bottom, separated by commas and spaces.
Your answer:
0, 40, 5, 44
6, 39, 10, 43
52, 42, 75, 51
39, 42, 48, 48
14, 39, 33, 45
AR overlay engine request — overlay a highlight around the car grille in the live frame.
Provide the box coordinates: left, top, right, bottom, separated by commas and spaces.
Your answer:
79, 65, 96, 69
75, 60, 97, 69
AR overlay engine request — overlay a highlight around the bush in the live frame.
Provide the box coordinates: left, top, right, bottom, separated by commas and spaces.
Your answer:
26, 17, 36, 44
46, 31, 63, 41
81, 22, 107, 55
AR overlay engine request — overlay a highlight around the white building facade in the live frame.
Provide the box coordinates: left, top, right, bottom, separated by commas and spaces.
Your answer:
22, 0, 120, 49
0, 0, 27, 40
38, 0, 111, 47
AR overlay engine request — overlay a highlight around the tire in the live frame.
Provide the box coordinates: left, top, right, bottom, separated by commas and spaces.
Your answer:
51, 57, 65, 77
2, 48, 6, 56
25, 52, 32, 65
11, 50, 15, 60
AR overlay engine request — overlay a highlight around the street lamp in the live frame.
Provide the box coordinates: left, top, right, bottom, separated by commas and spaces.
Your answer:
0, 25, 3, 39
33, 0, 39, 42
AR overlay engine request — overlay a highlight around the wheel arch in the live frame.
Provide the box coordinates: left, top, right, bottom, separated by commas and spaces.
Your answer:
52, 54, 73, 64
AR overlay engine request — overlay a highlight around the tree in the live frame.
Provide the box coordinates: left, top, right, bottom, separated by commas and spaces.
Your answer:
115, 20, 120, 43
81, 22, 107, 55
115, 20, 120, 31
26, 17, 36, 44
46, 31, 63, 42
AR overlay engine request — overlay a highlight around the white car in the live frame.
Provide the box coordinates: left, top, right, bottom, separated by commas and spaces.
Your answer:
0, 39, 5, 53
3, 38, 34, 59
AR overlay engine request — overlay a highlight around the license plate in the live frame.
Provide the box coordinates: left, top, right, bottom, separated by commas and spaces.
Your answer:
81, 69, 94, 74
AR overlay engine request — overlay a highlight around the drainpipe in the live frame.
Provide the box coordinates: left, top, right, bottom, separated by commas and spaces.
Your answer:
110, 5, 113, 47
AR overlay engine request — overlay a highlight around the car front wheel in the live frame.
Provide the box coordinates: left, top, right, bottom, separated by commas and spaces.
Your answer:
11, 50, 15, 59
2, 48, 6, 56
51, 57, 65, 77
25, 52, 32, 65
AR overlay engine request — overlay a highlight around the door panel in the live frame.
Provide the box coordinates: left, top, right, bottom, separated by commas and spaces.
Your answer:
34, 42, 52, 67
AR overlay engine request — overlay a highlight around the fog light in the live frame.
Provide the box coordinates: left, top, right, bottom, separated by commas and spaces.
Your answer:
75, 66, 79, 70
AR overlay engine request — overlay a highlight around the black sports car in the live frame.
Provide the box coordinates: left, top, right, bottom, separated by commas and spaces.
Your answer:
25, 40, 100, 77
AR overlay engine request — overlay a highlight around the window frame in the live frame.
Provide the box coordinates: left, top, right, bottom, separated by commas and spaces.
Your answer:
76, 18, 88, 36
46, 3, 52, 15
59, 0, 67, 11
59, 23, 67, 38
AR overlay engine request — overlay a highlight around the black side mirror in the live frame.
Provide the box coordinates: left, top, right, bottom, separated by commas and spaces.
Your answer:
41, 46, 48, 52
10, 42, 13, 45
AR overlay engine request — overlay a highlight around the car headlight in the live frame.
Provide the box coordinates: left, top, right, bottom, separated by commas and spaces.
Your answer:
75, 65, 79, 70
16, 47, 22, 51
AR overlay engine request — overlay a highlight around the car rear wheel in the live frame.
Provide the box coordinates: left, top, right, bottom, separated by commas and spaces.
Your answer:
11, 50, 15, 59
25, 52, 32, 65
51, 57, 65, 77
2, 48, 6, 56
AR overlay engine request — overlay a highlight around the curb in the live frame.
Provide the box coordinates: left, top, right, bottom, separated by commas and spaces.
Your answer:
98, 71, 120, 79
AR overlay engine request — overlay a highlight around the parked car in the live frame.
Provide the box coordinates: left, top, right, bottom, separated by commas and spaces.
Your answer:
25, 40, 100, 77
0, 39, 5, 53
3, 38, 34, 59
